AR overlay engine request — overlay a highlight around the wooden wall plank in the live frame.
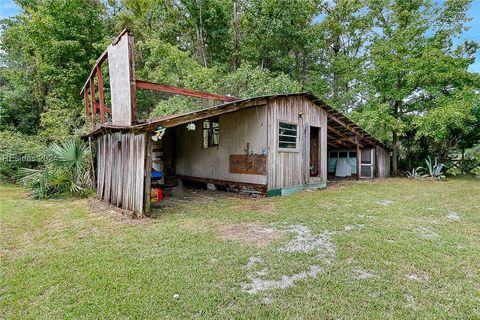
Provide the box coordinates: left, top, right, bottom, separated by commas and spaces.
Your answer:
144, 133, 152, 214
266, 96, 328, 190
94, 131, 146, 215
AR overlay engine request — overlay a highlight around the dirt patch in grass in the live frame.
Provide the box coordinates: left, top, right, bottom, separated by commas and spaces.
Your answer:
216, 222, 282, 247
87, 198, 144, 222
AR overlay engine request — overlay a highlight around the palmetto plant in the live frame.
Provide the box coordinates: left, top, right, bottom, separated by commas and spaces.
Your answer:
19, 139, 91, 198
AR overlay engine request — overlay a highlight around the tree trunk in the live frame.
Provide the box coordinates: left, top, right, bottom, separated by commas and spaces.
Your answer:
196, 2, 208, 67
392, 100, 401, 176
392, 130, 399, 176
232, 0, 240, 70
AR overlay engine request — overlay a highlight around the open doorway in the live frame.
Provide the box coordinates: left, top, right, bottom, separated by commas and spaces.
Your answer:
309, 126, 321, 178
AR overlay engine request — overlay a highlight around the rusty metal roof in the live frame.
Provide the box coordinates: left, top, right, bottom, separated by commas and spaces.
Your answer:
85, 92, 388, 149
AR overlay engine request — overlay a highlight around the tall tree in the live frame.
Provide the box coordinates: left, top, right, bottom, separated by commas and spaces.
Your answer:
0, 0, 109, 139
306, 0, 371, 112
240, 0, 319, 82
360, 0, 478, 175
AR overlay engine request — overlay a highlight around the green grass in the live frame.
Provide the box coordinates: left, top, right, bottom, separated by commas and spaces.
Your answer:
1, 178, 479, 319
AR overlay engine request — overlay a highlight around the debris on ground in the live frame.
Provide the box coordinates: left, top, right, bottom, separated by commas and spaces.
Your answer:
377, 200, 393, 206
406, 273, 429, 282
352, 268, 377, 280
87, 198, 143, 221
344, 224, 365, 231
446, 212, 460, 221
415, 226, 439, 239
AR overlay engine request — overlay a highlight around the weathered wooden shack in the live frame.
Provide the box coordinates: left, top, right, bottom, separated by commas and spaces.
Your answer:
82, 30, 390, 216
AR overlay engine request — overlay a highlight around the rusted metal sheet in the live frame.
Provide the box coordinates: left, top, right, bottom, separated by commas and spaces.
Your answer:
229, 154, 267, 175
136, 80, 239, 102
97, 65, 106, 124
89, 78, 97, 128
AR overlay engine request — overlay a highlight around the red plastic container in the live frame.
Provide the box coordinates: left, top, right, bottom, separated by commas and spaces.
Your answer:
151, 188, 163, 202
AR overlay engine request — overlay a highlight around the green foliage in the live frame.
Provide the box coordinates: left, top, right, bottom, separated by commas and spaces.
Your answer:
220, 63, 302, 98
0, 130, 46, 182
19, 139, 91, 198
150, 96, 203, 118
0, 0, 110, 139
149, 63, 301, 116
0, 0, 478, 177
422, 156, 445, 180
405, 167, 425, 179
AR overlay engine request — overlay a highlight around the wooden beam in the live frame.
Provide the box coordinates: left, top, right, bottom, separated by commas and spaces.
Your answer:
143, 133, 152, 215
79, 29, 131, 95
327, 134, 352, 148
327, 126, 363, 148
178, 175, 267, 194
97, 65, 106, 124
327, 113, 364, 138
327, 141, 342, 148
80, 50, 108, 95
135, 80, 239, 102
356, 143, 360, 179
89, 78, 97, 128
84, 87, 89, 124
129, 34, 137, 123
327, 125, 349, 138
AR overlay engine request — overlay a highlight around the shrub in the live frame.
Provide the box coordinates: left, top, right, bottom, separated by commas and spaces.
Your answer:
19, 139, 92, 198
0, 130, 46, 182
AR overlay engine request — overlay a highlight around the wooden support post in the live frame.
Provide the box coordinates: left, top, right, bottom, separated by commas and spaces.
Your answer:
84, 87, 89, 124
97, 65, 106, 124
143, 133, 153, 215
356, 142, 360, 180
90, 78, 97, 128
129, 34, 137, 123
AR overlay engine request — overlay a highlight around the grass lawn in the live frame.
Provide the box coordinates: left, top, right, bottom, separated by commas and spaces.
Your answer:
1, 178, 479, 319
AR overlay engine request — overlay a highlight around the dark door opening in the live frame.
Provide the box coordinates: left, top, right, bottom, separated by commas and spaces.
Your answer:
310, 126, 320, 177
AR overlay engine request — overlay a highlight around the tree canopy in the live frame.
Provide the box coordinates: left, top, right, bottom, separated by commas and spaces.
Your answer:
0, 0, 479, 173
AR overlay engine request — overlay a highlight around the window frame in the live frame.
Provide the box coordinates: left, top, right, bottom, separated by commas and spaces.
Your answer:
277, 120, 299, 152
202, 117, 220, 149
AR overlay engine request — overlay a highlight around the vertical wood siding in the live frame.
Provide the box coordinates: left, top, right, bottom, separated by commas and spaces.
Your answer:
267, 96, 328, 190
96, 132, 145, 215
376, 146, 391, 178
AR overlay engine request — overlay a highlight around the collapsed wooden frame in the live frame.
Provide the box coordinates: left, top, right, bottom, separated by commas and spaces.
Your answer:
81, 29, 238, 129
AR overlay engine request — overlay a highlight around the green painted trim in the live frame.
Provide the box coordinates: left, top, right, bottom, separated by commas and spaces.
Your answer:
306, 181, 327, 189
266, 189, 282, 197
281, 185, 305, 196
267, 182, 327, 197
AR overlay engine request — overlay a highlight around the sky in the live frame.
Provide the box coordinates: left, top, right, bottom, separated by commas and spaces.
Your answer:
0, 0, 479, 72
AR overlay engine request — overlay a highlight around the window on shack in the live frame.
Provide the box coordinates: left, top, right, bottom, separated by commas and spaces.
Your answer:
203, 117, 219, 148
278, 121, 298, 150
